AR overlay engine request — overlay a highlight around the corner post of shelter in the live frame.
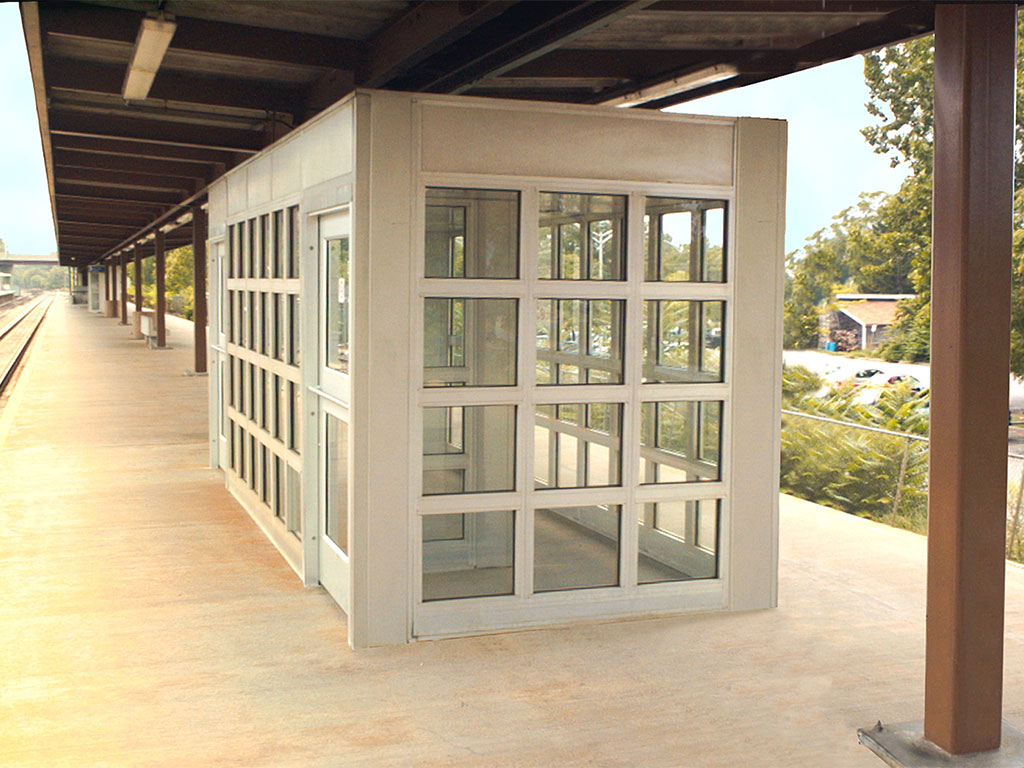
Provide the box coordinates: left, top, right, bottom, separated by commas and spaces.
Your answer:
155, 230, 166, 348
118, 250, 128, 325
192, 204, 208, 374
924, 2, 1016, 755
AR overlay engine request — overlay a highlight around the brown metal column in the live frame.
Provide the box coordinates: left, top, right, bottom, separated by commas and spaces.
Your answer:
926, 3, 1016, 755
104, 264, 111, 303
155, 231, 166, 348
133, 245, 142, 310
118, 250, 128, 324
192, 206, 208, 373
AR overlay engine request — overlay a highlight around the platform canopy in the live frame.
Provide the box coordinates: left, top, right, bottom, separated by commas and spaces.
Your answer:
21, 0, 936, 267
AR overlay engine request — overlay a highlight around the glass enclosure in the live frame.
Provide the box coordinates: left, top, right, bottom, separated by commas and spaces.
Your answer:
418, 188, 728, 606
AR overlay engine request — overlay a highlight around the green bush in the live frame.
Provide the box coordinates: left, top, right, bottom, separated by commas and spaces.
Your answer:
780, 365, 929, 534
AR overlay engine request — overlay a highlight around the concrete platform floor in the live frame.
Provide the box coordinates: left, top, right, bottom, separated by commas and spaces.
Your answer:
4, 297, 1024, 767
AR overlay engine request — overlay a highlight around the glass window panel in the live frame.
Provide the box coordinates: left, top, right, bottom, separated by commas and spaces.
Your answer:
425, 188, 519, 279
288, 206, 300, 279
260, 443, 269, 504
248, 435, 256, 490
286, 464, 301, 535
642, 300, 723, 383
644, 198, 727, 283
289, 294, 301, 367
422, 405, 516, 495
534, 403, 622, 490
640, 401, 722, 484
537, 299, 624, 385
228, 420, 236, 470
273, 210, 283, 278
638, 500, 719, 583
247, 219, 256, 278
424, 298, 517, 387
288, 380, 300, 454
247, 292, 256, 351
534, 505, 621, 592
422, 510, 515, 601
260, 214, 270, 278
228, 224, 235, 279
259, 293, 268, 355
326, 415, 349, 554
273, 455, 283, 518
539, 193, 626, 280
326, 237, 350, 373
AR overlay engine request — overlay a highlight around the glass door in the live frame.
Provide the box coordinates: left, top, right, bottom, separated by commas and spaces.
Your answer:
317, 211, 351, 610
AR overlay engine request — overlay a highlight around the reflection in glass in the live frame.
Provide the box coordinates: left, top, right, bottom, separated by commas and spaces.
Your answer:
538, 193, 626, 280
326, 415, 349, 554
326, 237, 350, 373
534, 505, 621, 592
643, 300, 723, 383
644, 198, 726, 282
640, 401, 721, 484
422, 510, 515, 601
422, 405, 516, 495
638, 499, 719, 583
536, 299, 624, 385
425, 188, 519, 279
424, 298, 517, 387
534, 403, 622, 489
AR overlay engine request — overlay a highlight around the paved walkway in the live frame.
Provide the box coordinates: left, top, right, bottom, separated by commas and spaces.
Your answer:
3, 296, 1024, 767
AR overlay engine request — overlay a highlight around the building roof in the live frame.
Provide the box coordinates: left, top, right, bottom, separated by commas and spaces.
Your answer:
21, 1, 937, 267
836, 296, 908, 328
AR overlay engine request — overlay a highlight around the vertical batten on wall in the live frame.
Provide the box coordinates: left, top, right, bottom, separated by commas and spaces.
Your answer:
206, 90, 786, 648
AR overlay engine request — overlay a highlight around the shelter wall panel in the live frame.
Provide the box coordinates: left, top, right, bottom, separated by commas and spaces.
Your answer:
208, 181, 227, 240
271, 140, 301, 199
302, 177, 354, 215
299, 104, 354, 189
418, 103, 734, 185
247, 155, 273, 208
728, 117, 786, 611
227, 171, 248, 216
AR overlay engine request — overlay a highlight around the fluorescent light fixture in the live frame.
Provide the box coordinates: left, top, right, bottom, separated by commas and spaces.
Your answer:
604, 63, 740, 108
122, 11, 177, 101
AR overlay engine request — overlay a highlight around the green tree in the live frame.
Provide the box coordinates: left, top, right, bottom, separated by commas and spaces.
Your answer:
861, 18, 1024, 369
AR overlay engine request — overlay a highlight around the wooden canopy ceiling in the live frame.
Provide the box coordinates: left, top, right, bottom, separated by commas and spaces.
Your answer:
21, 0, 936, 267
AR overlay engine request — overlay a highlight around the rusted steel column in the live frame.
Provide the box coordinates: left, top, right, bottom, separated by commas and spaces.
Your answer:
133, 244, 142, 310
192, 205, 208, 373
104, 264, 111, 302
118, 250, 128, 324
155, 231, 166, 348
926, 3, 1016, 754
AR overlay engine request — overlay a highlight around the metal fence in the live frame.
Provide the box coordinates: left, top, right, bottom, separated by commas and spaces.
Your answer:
782, 408, 1024, 554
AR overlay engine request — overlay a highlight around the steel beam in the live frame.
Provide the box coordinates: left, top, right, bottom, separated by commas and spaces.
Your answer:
925, 2, 1016, 755
363, 1, 512, 87
46, 57, 303, 116
192, 205, 208, 374
38, 4, 364, 71
118, 249, 127, 324
155, 230, 166, 348
133, 244, 142, 311
51, 134, 237, 167
50, 112, 263, 154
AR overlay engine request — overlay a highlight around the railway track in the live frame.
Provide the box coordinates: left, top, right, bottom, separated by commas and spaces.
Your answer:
0, 294, 54, 399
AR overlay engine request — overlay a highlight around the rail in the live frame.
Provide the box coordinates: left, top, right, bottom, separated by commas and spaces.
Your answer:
0, 295, 54, 396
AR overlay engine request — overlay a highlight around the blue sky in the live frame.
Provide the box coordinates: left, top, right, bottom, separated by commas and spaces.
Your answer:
678, 56, 909, 253
0, 4, 906, 256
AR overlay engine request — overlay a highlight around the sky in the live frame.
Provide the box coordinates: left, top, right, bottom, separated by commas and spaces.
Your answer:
0, 5, 906, 256
678, 56, 909, 253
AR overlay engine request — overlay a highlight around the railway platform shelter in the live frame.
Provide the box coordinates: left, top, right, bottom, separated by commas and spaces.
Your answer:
16, 1, 1022, 762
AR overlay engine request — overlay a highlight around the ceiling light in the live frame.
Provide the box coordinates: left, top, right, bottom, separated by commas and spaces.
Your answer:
122, 11, 177, 101
604, 63, 739, 108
